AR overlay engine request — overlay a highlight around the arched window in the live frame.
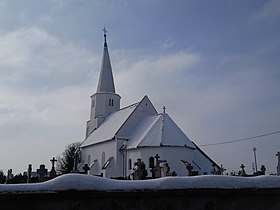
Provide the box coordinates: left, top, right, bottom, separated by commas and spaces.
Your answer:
109, 99, 111, 106
112, 99, 114, 106
128, 159, 132, 170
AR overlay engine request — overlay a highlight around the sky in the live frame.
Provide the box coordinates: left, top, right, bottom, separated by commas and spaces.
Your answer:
0, 0, 279, 175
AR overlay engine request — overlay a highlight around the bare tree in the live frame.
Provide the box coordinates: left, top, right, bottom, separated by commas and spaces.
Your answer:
57, 142, 81, 174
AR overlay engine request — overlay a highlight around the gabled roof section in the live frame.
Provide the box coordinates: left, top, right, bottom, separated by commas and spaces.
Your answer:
96, 32, 115, 93
81, 102, 139, 148
127, 113, 196, 149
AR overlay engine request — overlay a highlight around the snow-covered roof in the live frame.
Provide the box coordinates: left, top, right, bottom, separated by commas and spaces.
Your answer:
81, 103, 138, 147
127, 113, 196, 149
1, 174, 280, 193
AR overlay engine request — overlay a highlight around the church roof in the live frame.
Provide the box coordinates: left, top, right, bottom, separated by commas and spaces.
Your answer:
81, 102, 139, 148
127, 113, 196, 149
96, 31, 115, 93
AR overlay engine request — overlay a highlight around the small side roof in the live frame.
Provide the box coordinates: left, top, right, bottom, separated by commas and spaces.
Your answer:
127, 113, 196, 149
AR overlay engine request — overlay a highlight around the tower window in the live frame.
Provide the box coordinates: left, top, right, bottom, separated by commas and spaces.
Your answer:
109, 99, 114, 106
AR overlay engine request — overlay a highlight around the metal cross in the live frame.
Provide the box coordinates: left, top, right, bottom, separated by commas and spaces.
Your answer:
163, 106, 166, 114
102, 26, 107, 36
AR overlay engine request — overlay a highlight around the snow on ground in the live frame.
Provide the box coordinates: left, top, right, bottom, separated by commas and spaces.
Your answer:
0, 174, 280, 193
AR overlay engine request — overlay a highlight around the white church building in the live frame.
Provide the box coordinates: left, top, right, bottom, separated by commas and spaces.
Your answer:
79, 31, 220, 178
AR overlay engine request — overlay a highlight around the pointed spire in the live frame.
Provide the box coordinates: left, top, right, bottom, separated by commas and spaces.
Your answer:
96, 27, 116, 93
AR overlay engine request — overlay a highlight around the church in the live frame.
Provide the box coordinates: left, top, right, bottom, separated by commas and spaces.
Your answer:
79, 30, 220, 178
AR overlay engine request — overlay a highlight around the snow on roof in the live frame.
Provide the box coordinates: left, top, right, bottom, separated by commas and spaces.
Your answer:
1, 174, 280, 193
81, 103, 138, 147
127, 113, 195, 149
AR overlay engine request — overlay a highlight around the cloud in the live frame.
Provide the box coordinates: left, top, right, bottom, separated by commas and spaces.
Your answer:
0, 27, 100, 89
0, 27, 99, 130
252, 0, 280, 21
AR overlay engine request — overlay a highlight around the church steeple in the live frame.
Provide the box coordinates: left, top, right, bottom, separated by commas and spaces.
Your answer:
86, 28, 121, 138
96, 27, 115, 93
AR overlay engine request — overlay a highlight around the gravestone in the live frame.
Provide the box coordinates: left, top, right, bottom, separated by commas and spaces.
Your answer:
211, 164, 217, 175
37, 164, 48, 182
162, 162, 171, 177
7, 169, 13, 180
27, 164, 32, 183
260, 165, 266, 175
186, 163, 193, 176
277, 152, 280, 176
132, 158, 147, 180
49, 157, 57, 178
152, 154, 167, 178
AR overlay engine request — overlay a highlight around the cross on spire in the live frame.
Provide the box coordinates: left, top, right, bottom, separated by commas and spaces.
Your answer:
102, 26, 108, 45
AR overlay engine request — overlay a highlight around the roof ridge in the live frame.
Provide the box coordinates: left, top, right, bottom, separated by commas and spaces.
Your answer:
136, 115, 161, 146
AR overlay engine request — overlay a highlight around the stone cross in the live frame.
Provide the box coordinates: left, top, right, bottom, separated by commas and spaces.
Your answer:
239, 164, 246, 176
276, 152, 280, 176
50, 157, 57, 178
83, 164, 90, 174
37, 164, 47, 182
153, 154, 166, 178
155, 154, 160, 163
219, 164, 226, 175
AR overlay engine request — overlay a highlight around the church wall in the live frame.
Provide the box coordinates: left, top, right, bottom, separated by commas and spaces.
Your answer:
192, 148, 218, 174
80, 140, 118, 178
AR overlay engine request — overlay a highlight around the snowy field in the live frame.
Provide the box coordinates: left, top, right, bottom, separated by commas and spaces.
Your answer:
0, 174, 280, 193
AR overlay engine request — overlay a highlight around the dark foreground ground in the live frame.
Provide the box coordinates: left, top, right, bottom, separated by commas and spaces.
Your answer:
0, 188, 280, 210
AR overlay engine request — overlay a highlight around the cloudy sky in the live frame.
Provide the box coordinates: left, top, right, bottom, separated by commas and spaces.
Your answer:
0, 0, 279, 175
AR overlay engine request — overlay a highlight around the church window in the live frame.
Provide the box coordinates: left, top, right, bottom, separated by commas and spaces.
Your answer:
112, 99, 114, 106
89, 159, 97, 168
109, 99, 111, 106
87, 155, 91, 164
128, 158, 132, 170
102, 156, 114, 169
149, 157, 154, 168
92, 100, 95, 108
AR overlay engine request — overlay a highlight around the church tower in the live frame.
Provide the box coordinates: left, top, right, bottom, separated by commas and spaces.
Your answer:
86, 28, 121, 138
